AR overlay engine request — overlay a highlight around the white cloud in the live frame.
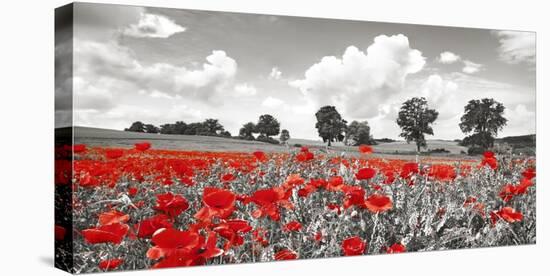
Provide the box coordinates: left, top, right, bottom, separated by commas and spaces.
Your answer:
421, 74, 458, 106
290, 34, 425, 118
261, 96, 285, 108
73, 77, 115, 111
462, 60, 483, 74
269, 67, 282, 80
74, 40, 237, 103
234, 83, 257, 96
438, 51, 461, 64
494, 31, 536, 64
122, 12, 186, 38
503, 104, 536, 136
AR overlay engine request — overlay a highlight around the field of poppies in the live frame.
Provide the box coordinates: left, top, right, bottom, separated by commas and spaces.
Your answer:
54, 142, 536, 273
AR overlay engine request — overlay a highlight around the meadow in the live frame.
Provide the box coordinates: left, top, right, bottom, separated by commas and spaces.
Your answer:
54, 127, 536, 273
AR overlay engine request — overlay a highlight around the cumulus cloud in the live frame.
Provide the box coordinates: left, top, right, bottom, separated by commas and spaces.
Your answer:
261, 96, 285, 108
494, 31, 535, 64
438, 51, 461, 64
462, 60, 483, 74
503, 104, 536, 135
74, 40, 237, 103
269, 67, 282, 80
122, 12, 186, 38
290, 34, 425, 118
234, 83, 257, 96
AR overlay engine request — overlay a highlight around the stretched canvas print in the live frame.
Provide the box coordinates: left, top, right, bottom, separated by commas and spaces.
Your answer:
55, 2, 537, 273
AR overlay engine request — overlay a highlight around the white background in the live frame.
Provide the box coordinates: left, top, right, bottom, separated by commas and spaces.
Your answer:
0, 0, 547, 275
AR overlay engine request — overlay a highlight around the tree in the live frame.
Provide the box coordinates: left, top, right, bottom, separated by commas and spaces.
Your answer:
144, 124, 159, 134
173, 121, 187, 134
315, 106, 347, 146
345, 120, 374, 146
185, 122, 207, 135
459, 98, 507, 149
160, 123, 176, 134
396, 97, 439, 153
255, 114, 280, 138
125, 121, 145, 132
280, 129, 290, 145
220, 130, 232, 137
202, 119, 225, 136
239, 122, 256, 140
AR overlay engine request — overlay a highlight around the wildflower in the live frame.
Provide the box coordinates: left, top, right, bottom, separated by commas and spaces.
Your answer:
274, 249, 298, 260
195, 187, 236, 221
283, 221, 302, 232
154, 192, 189, 218
358, 145, 373, 154
386, 243, 406, 253
98, 210, 130, 226
491, 207, 523, 224
105, 149, 124, 159
99, 258, 124, 270
342, 236, 366, 256
82, 223, 129, 244
356, 167, 377, 180
134, 142, 151, 151
363, 194, 393, 213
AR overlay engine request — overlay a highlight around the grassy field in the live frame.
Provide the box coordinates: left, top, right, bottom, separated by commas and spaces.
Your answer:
71, 126, 473, 160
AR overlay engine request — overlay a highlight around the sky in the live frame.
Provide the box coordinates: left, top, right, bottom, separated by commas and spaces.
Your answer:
57, 3, 536, 140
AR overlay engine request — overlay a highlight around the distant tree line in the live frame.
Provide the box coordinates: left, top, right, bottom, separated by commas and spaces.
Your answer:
125, 119, 231, 137
314, 97, 508, 155
125, 97, 509, 155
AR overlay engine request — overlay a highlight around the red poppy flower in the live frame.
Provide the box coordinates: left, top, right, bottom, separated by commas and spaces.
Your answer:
491, 207, 523, 224
483, 151, 495, 158
499, 184, 517, 202
73, 144, 87, 153
82, 222, 129, 244
250, 187, 292, 221
274, 249, 298, 260
400, 162, 419, 179
298, 184, 317, 197
147, 228, 201, 261
99, 258, 124, 270
154, 192, 189, 218
363, 194, 393, 213
105, 149, 124, 159
55, 225, 66, 241
283, 174, 305, 189
428, 164, 456, 181
134, 214, 173, 238
98, 210, 130, 226
327, 203, 342, 215
343, 186, 366, 209
283, 221, 302, 232
221, 173, 236, 183
327, 176, 345, 191
522, 168, 536, 180
314, 232, 323, 242
356, 168, 377, 180
342, 236, 366, 256
214, 219, 252, 250
128, 187, 138, 197
296, 150, 314, 162
481, 156, 498, 170
463, 196, 477, 207
134, 142, 151, 151
195, 231, 224, 260
358, 145, 373, 154
386, 243, 406, 253
195, 187, 236, 221
253, 151, 267, 162
515, 178, 534, 194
